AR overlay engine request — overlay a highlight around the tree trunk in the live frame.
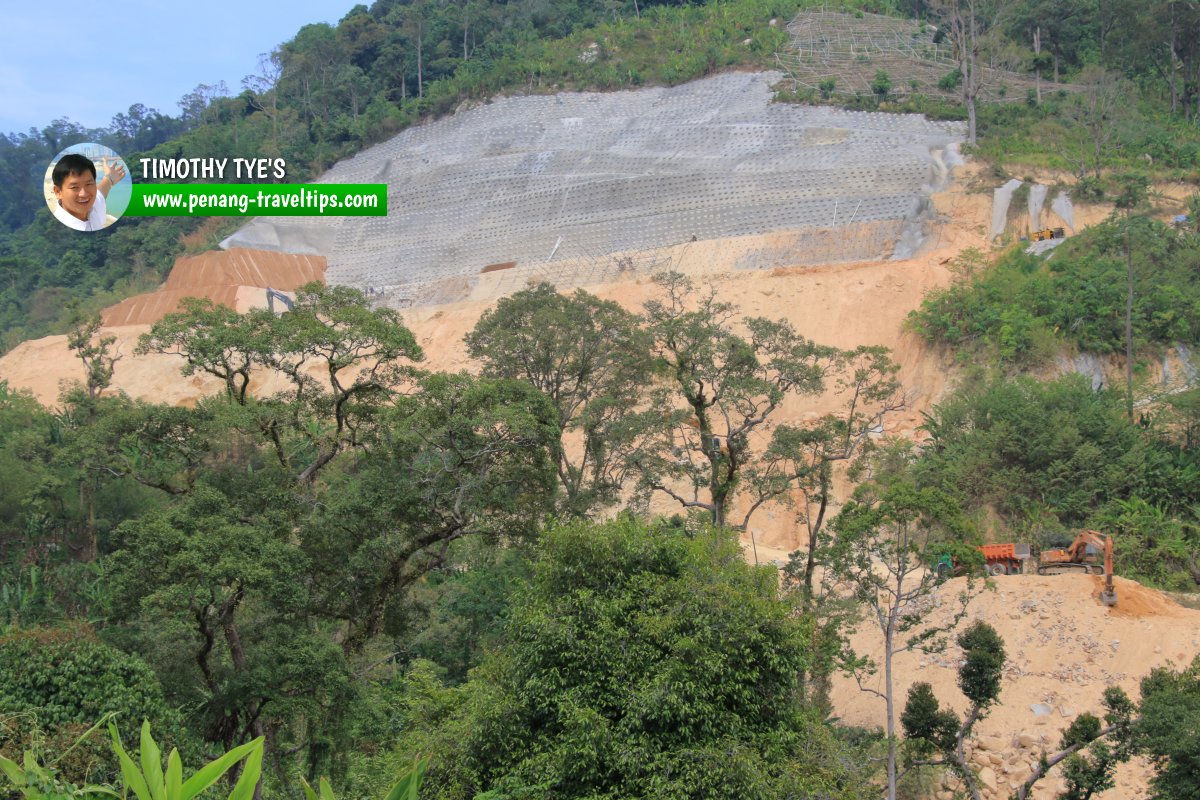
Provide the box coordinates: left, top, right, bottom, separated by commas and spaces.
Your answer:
1034, 26, 1042, 104
80, 479, 98, 561
967, 96, 977, 147
417, 27, 424, 99
966, 2, 978, 146
802, 486, 829, 601
1125, 219, 1135, 420
1169, 27, 1180, 114
885, 615, 897, 800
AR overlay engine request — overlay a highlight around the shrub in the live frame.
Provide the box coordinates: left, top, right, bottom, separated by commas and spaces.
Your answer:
938, 69, 962, 92
0, 626, 190, 786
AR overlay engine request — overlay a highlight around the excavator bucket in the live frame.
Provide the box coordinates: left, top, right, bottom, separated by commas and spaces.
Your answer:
1099, 589, 1117, 607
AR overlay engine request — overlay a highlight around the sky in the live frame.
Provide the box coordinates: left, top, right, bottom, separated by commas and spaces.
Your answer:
0, 0, 360, 135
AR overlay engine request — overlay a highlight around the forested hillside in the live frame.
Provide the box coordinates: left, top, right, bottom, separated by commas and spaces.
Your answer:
4, 1, 1200, 799
3, 0, 1200, 351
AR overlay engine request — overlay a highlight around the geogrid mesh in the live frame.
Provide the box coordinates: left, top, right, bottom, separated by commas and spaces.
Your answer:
777, 9, 1064, 103
223, 71, 964, 306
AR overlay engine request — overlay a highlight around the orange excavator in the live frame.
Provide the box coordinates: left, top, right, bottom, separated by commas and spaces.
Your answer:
1038, 529, 1117, 607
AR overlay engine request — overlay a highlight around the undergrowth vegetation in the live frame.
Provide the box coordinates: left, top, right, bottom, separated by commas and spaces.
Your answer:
909, 218, 1200, 367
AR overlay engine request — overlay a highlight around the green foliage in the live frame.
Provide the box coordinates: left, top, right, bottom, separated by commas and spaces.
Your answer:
1061, 713, 1102, 749
405, 545, 533, 684
1095, 498, 1200, 592
107, 721, 263, 800
819, 77, 837, 99
1051, 687, 1138, 800
0, 717, 118, 800
402, 517, 877, 800
0, 629, 186, 786
307, 371, 559, 653
871, 70, 892, 101
107, 481, 357, 769
955, 620, 1005, 709
302, 757, 428, 800
899, 683, 957, 758
139, 283, 425, 484
909, 217, 1200, 364
465, 283, 652, 517
633, 271, 901, 531
135, 299, 270, 404
823, 468, 977, 800
65, 312, 118, 399
898, 622, 1004, 800
914, 372, 1200, 588
1138, 655, 1200, 800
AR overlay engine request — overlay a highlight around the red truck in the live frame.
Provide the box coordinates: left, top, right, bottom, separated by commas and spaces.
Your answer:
977, 543, 1032, 576
933, 543, 1031, 578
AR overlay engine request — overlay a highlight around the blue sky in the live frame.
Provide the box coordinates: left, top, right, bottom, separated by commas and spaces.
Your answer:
1, 1, 359, 135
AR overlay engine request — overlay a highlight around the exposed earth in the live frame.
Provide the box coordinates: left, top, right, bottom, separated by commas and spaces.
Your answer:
831, 575, 1200, 800
1, 83, 1194, 799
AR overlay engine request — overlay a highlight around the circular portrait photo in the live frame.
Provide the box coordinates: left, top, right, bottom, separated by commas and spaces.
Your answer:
44, 143, 130, 232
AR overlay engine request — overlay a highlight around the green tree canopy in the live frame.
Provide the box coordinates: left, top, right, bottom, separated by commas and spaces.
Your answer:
400, 516, 878, 800
465, 283, 653, 518
1138, 655, 1200, 800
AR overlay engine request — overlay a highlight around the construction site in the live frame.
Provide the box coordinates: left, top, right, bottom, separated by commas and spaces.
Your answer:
777, 9, 1060, 102
1, 14, 1198, 799
222, 70, 964, 306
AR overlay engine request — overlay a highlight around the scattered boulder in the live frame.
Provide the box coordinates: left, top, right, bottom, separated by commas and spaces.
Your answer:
977, 734, 1006, 751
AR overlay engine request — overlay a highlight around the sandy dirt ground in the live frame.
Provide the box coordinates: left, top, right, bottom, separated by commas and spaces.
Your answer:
101, 250, 326, 326
830, 574, 1200, 799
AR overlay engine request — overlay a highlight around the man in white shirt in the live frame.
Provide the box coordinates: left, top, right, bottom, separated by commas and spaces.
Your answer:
51, 153, 126, 231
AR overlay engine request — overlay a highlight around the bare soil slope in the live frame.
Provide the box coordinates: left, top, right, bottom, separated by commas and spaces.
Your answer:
0, 161, 985, 554
830, 574, 1200, 799
0, 154, 1190, 799
101, 250, 326, 327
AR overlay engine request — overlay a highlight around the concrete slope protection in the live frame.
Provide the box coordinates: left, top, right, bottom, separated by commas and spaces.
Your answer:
224, 72, 964, 305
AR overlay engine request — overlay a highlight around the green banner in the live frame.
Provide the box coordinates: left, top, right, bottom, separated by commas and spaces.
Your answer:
125, 184, 387, 217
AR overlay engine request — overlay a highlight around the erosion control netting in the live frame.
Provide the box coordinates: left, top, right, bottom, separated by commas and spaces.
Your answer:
778, 9, 1065, 103
223, 72, 963, 306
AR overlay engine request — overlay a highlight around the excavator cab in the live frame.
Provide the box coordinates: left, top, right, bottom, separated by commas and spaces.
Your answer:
1038, 529, 1117, 606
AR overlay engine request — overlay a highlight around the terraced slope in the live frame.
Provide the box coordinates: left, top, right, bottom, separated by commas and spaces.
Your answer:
224, 71, 963, 305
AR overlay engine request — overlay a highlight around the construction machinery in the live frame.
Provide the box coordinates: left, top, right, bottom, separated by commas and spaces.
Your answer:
1038, 529, 1117, 606
978, 543, 1032, 575
933, 543, 1032, 578
1030, 227, 1065, 242
933, 530, 1117, 606
265, 287, 294, 314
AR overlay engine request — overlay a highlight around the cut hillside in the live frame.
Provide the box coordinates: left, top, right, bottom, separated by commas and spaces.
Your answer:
779, 9, 1072, 103
100, 250, 326, 327
0, 164, 990, 553
0, 150, 987, 554
0, 68, 1187, 800
830, 574, 1200, 800
223, 71, 965, 306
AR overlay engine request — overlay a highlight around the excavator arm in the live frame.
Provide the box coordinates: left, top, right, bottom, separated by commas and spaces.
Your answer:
1038, 529, 1117, 606
1067, 530, 1108, 563
1073, 530, 1117, 606
1100, 534, 1116, 606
